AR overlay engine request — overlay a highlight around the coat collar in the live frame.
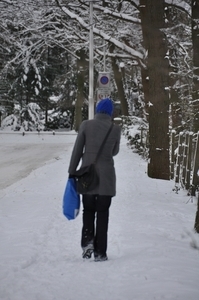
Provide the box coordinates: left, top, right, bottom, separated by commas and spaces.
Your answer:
94, 113, 112, 121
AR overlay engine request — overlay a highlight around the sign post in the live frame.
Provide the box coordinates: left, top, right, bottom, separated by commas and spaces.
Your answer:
87, 0, 101, 119
88, 0, 94, 120
97, 72, 111, 102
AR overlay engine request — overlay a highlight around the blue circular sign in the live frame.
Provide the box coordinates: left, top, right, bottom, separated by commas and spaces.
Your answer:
100, 76, 109, 85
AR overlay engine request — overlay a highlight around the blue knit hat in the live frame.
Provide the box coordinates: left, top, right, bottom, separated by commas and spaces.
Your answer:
95, 98, 114, 116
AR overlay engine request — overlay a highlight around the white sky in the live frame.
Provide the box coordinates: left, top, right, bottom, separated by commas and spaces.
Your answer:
0, 131, 199, 300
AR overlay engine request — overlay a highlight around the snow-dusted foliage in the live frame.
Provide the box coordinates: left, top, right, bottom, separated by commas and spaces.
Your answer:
0, 0, 198, 136
1, 103, 72, 131
46, 109, 72, 130
122, 115, 149, 157
21, 103, 44, 131
1, 103, 44, 131
1, 114, 19, 131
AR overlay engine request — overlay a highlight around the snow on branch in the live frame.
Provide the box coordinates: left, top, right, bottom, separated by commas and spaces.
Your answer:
1, 0, 14, 4
95, 48, 139, 61
165, 0, 191, 17
93, 4, 141, 25
61, 7, 144, 61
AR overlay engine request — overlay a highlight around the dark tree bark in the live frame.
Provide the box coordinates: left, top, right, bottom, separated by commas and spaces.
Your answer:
140, 0, 170, 180
194, 195, 199, 233
139, 2, 150, 121
109, 44, 129, 116
192, 0, 199, 133
75, 49, 87, 131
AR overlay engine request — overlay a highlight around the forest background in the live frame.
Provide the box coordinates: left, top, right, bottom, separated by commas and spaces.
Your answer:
0, 0, 199, 183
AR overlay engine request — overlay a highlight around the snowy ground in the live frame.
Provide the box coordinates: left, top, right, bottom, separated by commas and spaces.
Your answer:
0, 132, 75, 189
0, 132, 199, 300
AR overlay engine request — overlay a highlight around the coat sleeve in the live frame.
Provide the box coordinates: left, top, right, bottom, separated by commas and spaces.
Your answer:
112, 125, 121, 156
68, 121, 86, 174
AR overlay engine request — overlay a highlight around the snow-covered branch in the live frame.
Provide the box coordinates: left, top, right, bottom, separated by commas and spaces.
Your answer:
93, 4, 141, 25
165, 0, 191, 16
61, 6, 144, 61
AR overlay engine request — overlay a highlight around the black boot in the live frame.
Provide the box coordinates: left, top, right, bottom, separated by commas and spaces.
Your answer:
82, 241, 94, 259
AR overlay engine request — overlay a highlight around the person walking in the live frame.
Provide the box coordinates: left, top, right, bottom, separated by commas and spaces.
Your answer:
68, 98, 121, 261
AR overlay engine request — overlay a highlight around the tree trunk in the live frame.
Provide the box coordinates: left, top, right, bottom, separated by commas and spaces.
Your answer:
45, 100, 48, 125
109, 44, 129, 116
192, 0, 199, 133
74, 49, 87, 131
140, 0, 170, 180
139, 1, 150, 121
140, 68, 150, 121
194, 192, 199, 233
170, 89, 182, 132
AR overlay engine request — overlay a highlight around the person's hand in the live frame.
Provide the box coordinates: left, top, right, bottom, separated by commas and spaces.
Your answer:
69, 174, 75, 179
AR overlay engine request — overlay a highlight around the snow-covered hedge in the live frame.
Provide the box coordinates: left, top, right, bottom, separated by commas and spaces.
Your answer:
1, 102, 72, 131
122, 115, 149, 157
1, 103, 44, 131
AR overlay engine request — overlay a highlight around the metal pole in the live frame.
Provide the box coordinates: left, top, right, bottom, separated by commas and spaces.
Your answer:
103, 41, 106, 72
88, 1, 94, 120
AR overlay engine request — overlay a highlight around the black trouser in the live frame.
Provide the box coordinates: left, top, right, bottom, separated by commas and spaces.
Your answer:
81, 194, 112, 256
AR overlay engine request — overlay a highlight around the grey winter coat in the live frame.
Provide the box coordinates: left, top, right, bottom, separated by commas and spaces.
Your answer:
68, 113, 121, 196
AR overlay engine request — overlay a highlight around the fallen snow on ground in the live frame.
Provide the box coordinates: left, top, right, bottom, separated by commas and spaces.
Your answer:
0, 132, 198, 300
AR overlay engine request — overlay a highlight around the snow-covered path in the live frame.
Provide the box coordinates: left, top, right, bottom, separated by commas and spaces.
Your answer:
0, 133, 198, 300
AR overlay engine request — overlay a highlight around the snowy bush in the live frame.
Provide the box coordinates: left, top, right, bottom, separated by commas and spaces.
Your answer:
21, 103, 44, 131
45, 109, 71, 130
1, 102, 72, 131
1, 114, 21, 131
122, 116, 149, 158
1, 103, 45, 131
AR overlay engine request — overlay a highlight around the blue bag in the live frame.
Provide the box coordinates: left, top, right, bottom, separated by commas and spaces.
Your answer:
62, 178, 80, 220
